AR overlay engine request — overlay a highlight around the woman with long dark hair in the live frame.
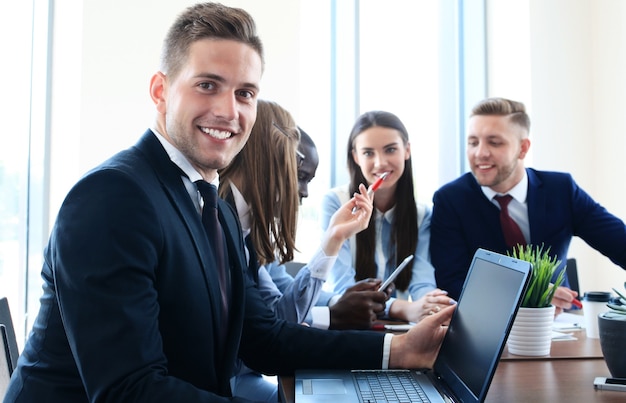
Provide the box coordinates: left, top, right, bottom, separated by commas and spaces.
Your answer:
321, 111, 455, 323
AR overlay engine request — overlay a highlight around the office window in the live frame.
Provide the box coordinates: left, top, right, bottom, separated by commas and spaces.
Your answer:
0, 0, 50, 346
295, 0, 485, 261
0, 0, 485, 342
0, 1, 36, 347
358, 0, 442, 204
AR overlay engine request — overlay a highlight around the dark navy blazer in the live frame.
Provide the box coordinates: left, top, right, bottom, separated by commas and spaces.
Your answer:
430, 169, 626, 300
5, 131, 384, 402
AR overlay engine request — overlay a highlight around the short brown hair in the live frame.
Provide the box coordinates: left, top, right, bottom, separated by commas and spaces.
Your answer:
471, 97, 530, 133
160, 2, 264, 79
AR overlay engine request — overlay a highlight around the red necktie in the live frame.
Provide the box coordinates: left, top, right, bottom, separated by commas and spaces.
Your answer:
195, 180, 230, 336
494, 194, 526, 249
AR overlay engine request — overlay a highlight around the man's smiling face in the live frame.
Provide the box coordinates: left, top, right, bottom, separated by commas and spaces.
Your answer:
152, 38, 263, 181
466, 114, 530, 194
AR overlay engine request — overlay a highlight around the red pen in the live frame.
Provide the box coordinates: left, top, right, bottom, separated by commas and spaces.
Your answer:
352, 172, 389, 213
367, 172, 389, 196
571, 298, 583, 309
371, 323, 385, 331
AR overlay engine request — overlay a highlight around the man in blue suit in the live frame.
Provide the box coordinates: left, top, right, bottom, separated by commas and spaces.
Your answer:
430, 97, 626, 315
5, 3, 454, 402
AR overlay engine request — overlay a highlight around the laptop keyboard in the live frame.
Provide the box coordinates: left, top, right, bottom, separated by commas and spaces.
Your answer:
353, 370, 431, 403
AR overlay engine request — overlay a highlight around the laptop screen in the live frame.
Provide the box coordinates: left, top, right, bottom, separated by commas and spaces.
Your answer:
294, 249, 531, 403
433, 250, 531, 401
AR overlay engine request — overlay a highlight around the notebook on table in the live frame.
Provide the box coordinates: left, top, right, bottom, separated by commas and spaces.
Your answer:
294, 248, 532, 403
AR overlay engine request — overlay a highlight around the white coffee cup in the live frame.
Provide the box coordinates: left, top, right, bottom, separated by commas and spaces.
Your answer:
582, 291, 612, 338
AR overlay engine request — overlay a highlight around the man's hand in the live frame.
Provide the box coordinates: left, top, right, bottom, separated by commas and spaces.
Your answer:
551, 286, 579, 316
389, 304, 456, 369
329, 279, 387, 330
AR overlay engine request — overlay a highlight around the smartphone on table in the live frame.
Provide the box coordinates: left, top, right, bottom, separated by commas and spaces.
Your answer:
594, 377, 626, 392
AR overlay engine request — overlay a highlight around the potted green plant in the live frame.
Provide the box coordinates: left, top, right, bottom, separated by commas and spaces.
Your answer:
512, 244, 566, 308
598, 282, 626, 377
506, 244, 565, 356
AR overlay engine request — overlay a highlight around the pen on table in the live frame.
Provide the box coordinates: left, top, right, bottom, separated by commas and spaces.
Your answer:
352, 172, 389, 214
371, 323, 386, 331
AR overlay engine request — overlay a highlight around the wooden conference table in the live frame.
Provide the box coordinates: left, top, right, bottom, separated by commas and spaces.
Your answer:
279, 326, 624, 403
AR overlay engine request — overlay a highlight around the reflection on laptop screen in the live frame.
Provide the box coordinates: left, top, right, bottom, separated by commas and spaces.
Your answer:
434, 255, 528, 400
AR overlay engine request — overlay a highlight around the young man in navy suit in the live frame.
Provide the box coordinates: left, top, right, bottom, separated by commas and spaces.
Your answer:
430, 97, 626, 316
5, 3, 454, 402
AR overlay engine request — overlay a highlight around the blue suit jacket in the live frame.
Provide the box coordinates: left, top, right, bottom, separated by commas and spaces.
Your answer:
5, 131, 384, 403
430, 169, 626, 300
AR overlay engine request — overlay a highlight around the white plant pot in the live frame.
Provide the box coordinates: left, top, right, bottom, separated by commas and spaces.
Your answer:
507, 305, 555, 356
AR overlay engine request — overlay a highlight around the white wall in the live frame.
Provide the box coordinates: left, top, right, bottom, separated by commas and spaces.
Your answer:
487, 0, 626, 294
48, 0, 304, 221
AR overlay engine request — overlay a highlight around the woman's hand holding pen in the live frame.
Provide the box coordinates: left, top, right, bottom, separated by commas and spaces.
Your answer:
321, 183, 373, 257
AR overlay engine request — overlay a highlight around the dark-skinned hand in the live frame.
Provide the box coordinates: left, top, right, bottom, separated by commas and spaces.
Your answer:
329, 278, 388, 330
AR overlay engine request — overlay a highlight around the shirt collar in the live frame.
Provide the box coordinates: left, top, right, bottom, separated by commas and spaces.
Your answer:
481, 169, 528, 203
228, 183, 251, 235
376, 204, 396, 223
152, 129, 219, 187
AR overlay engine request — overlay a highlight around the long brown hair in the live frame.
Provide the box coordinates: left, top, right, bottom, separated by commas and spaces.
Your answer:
219, 100, 300, 265
346, 111, 418, 291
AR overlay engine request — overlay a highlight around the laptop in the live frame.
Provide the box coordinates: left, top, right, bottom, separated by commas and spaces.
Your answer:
294, 248, 532, 403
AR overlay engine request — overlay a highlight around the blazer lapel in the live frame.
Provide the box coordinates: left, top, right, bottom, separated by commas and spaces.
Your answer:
525, 168, 546, 245
135, 131, 229, 351
467, 174, 508, 248
217, 199, 246, 344
222, 190, 259, 283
